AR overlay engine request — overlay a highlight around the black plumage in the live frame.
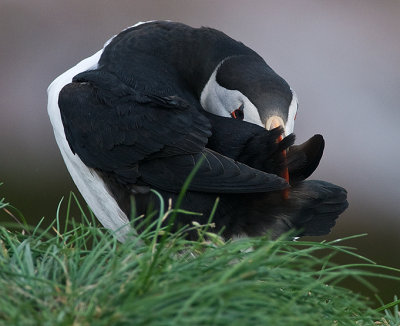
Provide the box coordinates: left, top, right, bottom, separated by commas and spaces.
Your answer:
55, 21, 348, 240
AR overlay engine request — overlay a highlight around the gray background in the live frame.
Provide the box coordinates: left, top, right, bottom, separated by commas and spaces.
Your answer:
1, 0, 399, 302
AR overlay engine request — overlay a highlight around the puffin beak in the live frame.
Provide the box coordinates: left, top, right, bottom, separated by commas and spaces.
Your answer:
265, 115, 285, 132
265, 115, 290, 199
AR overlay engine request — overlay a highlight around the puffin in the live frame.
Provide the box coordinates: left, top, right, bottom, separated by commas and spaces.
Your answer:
47, 21, 348, 241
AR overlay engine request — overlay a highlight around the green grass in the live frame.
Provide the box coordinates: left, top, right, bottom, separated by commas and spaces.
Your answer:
1, 188, 400, 325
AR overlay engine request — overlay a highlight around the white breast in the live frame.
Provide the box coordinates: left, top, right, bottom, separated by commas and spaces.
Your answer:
47, 47, 138, 242
285, 90, 298, 136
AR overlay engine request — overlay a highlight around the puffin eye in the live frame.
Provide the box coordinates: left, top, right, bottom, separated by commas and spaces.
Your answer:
231, 104, 244, 120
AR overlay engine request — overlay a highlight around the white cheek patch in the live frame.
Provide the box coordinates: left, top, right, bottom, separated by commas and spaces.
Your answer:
200, 63, 264, 127
285, 89, 298, 136
200, 64, 233, 118
241, 97, 264, 126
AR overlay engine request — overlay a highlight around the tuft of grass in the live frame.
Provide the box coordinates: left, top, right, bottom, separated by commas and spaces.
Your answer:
0, 188, 400, 325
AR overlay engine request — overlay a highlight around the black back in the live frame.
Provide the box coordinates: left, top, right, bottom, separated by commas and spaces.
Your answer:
99, 22, 260, 99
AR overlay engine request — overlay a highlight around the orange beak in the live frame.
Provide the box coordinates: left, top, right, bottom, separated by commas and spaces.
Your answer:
266, 116, 284, 131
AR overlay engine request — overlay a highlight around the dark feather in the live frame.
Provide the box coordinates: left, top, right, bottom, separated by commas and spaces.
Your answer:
59, 70, 212, 184
129, 180, 348, 240
288, 134, 325, 183
139, 149, 288, 193
59, 69, 288, 193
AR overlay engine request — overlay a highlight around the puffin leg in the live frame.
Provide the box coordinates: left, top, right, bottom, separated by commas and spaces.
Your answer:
265, 115, 290, 199
277, 134, 290, 200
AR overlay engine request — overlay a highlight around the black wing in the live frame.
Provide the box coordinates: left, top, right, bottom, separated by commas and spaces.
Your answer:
139, 149, 288, 193
59, 69, 288, 192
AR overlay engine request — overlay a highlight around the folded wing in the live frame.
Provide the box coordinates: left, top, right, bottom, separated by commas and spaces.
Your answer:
58, 69, 288, 193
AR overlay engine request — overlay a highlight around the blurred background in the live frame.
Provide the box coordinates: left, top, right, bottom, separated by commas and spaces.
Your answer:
1, 0, 399, 303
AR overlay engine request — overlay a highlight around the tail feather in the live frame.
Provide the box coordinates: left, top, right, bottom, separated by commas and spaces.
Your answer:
126, 180, 348, 240
285, 180, 348, 236
233, 180, 348, 238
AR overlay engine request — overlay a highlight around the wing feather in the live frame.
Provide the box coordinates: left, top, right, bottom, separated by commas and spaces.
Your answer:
59, 70, 211, 183
59, 69, 288, 192
139, 149, 288, 193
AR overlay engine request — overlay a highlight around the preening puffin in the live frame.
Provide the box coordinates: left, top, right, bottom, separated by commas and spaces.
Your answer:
47, 21, 348, 241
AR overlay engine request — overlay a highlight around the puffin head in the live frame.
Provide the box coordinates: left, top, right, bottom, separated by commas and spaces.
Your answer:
200, 55, 298, 136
